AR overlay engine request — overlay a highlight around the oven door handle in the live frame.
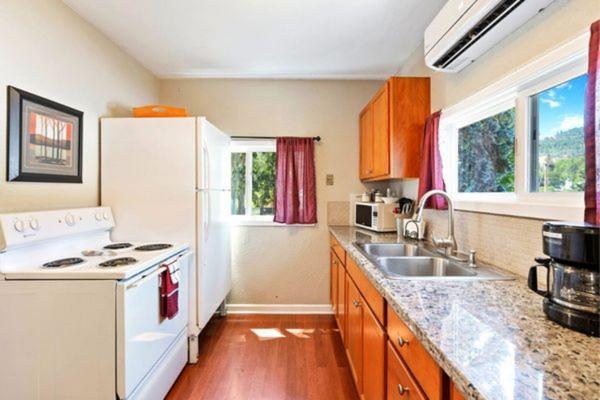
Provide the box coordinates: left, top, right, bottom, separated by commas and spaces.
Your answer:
127, 266, 167, 290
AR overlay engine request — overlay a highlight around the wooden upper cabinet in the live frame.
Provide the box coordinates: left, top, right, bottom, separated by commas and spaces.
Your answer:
371, 84, 390, 178
359, 77, 430, 181
359, 106, 374, 179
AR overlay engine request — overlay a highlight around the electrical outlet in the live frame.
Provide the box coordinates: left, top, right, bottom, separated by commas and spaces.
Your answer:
326, 174, 334, 186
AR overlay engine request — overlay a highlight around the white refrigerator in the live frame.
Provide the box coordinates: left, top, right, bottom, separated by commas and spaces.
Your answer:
100, 117, 231, 363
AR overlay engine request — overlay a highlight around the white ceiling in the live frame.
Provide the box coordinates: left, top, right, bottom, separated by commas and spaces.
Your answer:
63, 0, 445, 80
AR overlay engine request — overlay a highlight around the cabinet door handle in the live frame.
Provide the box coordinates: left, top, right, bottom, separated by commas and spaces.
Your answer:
397, 384, 410, 396
353, 299, 360, 308
397, 336, 409, 347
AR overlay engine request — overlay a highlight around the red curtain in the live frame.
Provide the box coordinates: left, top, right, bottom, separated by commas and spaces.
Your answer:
274, 137, 317, 224
585, 20, 600, 225
417, 111, 447, 209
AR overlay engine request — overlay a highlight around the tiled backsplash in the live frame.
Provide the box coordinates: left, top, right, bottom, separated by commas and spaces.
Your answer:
423, 209, 544, 278
327, 201, 350, 226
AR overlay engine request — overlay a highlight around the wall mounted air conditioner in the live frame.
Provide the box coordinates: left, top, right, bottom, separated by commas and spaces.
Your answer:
424, 0, 556, 73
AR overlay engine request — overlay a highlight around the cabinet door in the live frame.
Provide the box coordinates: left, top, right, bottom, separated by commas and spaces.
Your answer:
359, 106, 374, 179
371, 84, 390, 178
346, 278, 363, 394
363, 302, 386, 400
330, 250, 338, 312
337, 266, 346, 342
387, 342, 426, 400
450, 381, 464, 400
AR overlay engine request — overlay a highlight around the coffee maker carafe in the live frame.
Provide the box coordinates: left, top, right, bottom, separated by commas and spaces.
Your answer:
528, 221, 599, 337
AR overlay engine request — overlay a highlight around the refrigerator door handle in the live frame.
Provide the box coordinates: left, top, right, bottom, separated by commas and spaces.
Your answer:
202, 140, 211, 243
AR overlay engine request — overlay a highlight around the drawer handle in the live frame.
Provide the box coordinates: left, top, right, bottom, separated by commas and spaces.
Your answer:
397, 336, 409, 347
397, 384, 410, 396
353, 299, 361, 308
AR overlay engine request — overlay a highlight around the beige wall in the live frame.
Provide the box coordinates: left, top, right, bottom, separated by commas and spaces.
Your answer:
161, 79, 381, 304
397, 0, 600, 277
0, 0, 159, 213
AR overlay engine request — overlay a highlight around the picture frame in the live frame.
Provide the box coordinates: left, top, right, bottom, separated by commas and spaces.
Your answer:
7, 86, 83, 183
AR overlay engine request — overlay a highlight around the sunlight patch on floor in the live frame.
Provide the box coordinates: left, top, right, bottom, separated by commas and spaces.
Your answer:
286, 329, 315, 338
250, 328, 286, 340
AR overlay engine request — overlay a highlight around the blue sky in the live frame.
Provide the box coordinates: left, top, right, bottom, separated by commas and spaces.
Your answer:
537, 73, 587, 139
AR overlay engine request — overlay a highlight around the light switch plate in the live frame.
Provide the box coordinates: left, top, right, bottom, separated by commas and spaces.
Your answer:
326, 174, 334, 186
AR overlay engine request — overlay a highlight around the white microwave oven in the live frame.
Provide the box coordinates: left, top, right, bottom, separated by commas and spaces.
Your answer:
354, 202, 397, 232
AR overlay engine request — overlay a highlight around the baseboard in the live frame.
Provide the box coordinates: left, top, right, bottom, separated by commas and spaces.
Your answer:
226, 304, 334, 315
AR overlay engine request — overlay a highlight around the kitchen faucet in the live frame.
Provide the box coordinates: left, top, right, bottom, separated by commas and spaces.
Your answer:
412, 190, 458, 255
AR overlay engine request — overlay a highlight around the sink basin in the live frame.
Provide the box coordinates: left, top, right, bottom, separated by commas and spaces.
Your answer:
355, 243, 421, 257
377, 257, 477, 279
353, 241, 513, 281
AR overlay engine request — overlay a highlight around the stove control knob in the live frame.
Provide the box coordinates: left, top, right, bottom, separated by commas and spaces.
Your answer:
65, 214, 76, 227
29, 218, 41, 231
95, 212, 102, 221
14, 219, 25, 232
102, 212, 110, 221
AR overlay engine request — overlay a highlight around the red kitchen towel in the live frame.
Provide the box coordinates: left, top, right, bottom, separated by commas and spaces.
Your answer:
160, 264, 179, 320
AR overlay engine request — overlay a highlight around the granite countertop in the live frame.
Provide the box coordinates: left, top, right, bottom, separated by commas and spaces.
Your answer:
329, 226, 600, 400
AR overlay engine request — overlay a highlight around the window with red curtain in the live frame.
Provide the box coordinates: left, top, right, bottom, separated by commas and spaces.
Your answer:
585, 20, 600, 225
273, 137, 317, 224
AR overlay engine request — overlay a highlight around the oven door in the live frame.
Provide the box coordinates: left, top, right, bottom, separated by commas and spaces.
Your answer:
116, 251, 191, 399
355, 203, 374, 229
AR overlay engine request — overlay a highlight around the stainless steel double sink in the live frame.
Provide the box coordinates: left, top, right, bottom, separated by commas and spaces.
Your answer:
354, 243, 512, 281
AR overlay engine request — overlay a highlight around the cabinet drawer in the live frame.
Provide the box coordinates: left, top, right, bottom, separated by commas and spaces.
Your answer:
387, 305, 443, 400
330, 234, 346, 266
347, 256, 385, 325
387, 342, 426, 400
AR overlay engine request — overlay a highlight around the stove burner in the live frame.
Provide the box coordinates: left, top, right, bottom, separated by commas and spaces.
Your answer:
43, 257, 85, 268
135, 244, 173, 251
99, 257, 138, 268
103, 243, 133, 250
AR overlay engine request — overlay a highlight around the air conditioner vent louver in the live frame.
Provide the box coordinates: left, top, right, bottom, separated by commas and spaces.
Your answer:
424, 0, 555, 73
434, 0, 524, 69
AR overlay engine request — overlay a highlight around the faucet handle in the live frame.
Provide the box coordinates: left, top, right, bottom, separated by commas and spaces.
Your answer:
468, 250, 477, 268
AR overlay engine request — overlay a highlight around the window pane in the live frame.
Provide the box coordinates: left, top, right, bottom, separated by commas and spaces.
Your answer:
458, 108, 515, 193
231, 152, 246, 215
252, 152, 276, 215
529, 74, 587, 192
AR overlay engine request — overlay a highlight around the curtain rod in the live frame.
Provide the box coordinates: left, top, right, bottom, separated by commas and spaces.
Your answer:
231, 135, 321, 142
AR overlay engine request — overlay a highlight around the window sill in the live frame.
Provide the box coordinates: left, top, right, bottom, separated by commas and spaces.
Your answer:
232, 218, 317, 227
453, 199, 584, 221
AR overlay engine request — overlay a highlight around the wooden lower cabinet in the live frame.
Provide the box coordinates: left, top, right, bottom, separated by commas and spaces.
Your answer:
330, 250, 338, 312
337, 266, 346, 340
387, 305, 445, 400
363, 302, 386, 400
346, 277, 364, 393
329, 238, 451, 400
387, 341, 426, 400
450, 382, 464, 400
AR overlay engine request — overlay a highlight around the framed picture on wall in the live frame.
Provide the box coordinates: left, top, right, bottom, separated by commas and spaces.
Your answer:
7, 86, 83, 183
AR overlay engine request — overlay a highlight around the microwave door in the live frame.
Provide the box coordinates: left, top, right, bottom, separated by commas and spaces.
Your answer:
355, 204, 372, 228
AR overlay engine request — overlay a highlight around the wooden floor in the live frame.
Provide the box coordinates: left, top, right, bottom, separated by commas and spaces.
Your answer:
166, 314, 359, 400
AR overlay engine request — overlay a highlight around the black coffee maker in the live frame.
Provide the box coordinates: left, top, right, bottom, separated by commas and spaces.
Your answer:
528, 221, 599, 336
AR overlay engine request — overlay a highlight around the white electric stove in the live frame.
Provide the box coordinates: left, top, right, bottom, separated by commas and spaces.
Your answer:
0, 207, 191, 400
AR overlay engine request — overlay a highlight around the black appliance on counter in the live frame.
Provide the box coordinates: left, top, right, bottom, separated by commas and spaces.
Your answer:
528, 221, 599, 336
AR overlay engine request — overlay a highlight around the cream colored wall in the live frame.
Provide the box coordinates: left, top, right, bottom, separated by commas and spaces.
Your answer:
160, 79, 381, 304
0, 0, 159, 213
397, 0, 600, 277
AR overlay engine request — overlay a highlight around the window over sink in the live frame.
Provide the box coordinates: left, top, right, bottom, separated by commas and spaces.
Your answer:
231, 139, 277, 225
438, 32, 589, 220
